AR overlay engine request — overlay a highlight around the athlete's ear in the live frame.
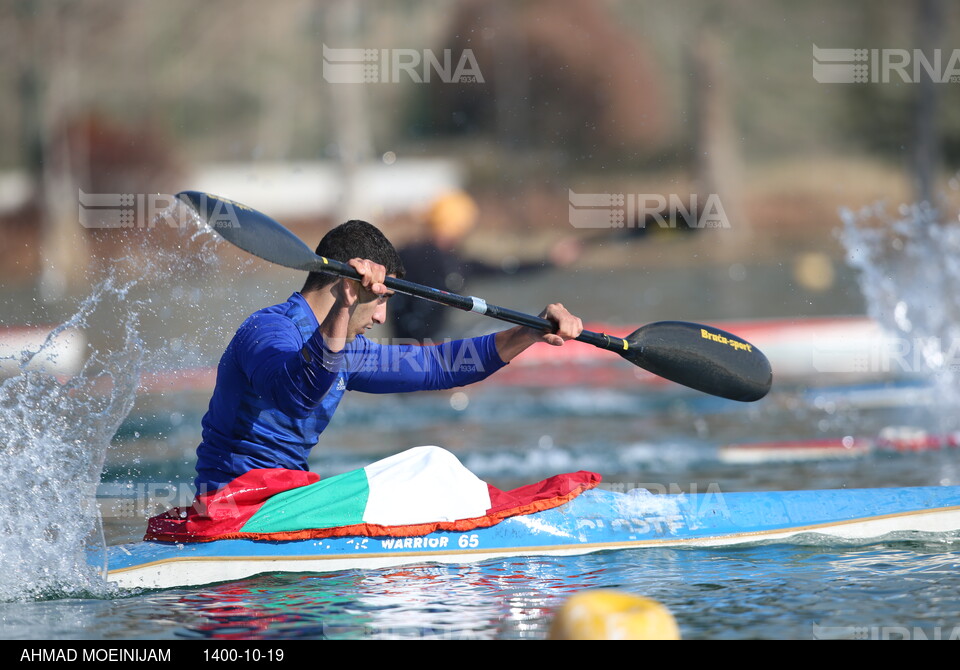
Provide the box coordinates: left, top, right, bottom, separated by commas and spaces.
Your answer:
334, 276, 357, 303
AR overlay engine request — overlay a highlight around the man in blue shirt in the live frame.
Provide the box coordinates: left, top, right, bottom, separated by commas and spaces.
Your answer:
195, 219, 583, 493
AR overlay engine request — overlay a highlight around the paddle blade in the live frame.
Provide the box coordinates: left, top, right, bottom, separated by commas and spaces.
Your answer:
623, 322, 772, 402
177, 190, 321, 272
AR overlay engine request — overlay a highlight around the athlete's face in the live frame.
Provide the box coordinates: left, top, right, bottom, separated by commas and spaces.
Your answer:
347, 276, 395, 339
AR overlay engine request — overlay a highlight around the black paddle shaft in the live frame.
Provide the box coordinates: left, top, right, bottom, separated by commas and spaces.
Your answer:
177, 190, 772, 401
178, 190, 621, 346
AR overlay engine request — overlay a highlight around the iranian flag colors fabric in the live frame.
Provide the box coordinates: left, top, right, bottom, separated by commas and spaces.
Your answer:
146, 446, 601, 543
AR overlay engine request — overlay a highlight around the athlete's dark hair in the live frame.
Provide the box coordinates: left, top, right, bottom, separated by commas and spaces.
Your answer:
301, 220, 405, 293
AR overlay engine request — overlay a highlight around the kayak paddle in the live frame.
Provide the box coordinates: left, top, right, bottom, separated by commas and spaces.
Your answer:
176, 190, 773, 402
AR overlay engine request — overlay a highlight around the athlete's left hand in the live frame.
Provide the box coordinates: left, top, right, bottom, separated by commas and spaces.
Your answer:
537, 303, 583, 346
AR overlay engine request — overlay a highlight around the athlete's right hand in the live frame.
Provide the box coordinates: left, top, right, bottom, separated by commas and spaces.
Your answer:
347, 258, 388, 299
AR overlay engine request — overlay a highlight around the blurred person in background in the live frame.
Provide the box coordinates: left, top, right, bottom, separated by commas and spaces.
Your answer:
390, 190, 581, 341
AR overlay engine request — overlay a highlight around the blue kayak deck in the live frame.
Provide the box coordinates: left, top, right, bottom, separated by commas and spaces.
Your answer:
107, 486, 960, 590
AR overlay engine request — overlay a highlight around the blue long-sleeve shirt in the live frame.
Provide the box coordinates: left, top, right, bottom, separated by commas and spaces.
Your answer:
194, 292, 507, 492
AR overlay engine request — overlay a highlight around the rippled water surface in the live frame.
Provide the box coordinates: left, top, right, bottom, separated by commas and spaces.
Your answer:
3, 538, 960, 640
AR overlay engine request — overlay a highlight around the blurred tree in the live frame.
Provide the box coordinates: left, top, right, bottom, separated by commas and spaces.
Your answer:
419, 0, 668, 158
318, 0, 376, 223
842, 1, 960, 179
913, 0, 943, 207
54, 114, 182, 197
689, 26, 745, 238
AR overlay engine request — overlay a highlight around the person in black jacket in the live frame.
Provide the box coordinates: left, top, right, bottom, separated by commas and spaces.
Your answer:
390, 191, 580, 342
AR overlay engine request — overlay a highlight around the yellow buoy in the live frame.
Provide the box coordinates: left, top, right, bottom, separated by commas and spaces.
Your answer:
549, 590, 681, 640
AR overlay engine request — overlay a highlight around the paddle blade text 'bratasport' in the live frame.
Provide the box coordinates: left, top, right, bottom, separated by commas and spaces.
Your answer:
623, 322, 773, 402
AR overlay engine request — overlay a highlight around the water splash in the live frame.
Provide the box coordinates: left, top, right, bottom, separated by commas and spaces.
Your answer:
0, 277, 143, 600
0, 205, 226, 601
838, 183, 960, 430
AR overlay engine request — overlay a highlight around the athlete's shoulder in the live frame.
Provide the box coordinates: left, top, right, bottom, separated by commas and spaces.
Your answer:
252, 292, 306, 318
238, 301, 291, 330
233, 294, 310, 347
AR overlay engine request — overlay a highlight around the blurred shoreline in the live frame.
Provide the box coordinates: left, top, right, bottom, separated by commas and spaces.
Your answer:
2, 154, 949, 297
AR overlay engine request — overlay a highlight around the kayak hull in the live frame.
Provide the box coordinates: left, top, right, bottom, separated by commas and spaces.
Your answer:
106, 485, 960, 590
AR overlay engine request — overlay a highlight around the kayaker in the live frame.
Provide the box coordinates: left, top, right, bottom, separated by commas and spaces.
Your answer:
193, 218, 583, 494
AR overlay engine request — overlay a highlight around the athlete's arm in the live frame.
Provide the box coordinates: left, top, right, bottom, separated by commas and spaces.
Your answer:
345, 304, 581, 392
494, 303, 583, 362
345, 334, 506, 393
